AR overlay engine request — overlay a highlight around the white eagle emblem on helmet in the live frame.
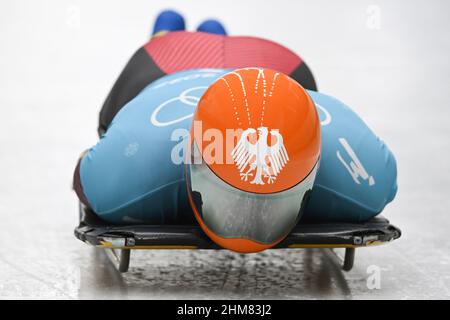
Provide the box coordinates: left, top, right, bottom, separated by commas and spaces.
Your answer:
231, 127, 290, 185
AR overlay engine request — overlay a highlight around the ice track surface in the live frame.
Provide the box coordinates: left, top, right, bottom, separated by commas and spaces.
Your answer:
0, 0, 450, 299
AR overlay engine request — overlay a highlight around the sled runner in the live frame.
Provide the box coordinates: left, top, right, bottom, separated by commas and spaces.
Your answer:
74, 203, 401, 273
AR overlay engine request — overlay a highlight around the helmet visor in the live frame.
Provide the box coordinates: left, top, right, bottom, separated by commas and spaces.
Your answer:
187, 141, 318, 245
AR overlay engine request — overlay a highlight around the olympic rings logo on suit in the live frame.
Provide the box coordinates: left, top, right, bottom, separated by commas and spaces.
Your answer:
150, 86, 208, 127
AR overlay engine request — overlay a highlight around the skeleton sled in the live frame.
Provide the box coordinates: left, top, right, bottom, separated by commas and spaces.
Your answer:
75, 202, 401, 272
74, 18, 401, 273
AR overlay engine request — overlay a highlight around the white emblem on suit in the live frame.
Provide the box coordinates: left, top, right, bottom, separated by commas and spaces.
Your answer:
337, 138, 375, 186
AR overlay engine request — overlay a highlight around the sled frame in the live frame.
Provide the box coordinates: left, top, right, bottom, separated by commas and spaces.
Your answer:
75, 203, 401, 273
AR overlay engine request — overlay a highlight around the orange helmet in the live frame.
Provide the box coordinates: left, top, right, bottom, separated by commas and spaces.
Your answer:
186, 68, 321, 253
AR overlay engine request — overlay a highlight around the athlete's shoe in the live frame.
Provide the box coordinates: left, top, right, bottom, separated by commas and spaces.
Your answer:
196, 19, 227, 35
152, 10, 185, 36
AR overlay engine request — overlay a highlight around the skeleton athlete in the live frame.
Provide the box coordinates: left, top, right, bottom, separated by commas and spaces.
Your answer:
73, 11, 397, 226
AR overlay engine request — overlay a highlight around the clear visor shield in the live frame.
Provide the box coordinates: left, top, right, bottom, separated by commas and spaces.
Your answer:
187, 141, 318, 245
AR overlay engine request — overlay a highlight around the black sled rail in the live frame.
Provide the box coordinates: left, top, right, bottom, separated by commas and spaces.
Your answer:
75, 203, 401, 272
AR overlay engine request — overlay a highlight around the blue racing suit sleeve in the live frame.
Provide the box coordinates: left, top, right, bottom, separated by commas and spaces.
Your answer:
303, 91, 398, 222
